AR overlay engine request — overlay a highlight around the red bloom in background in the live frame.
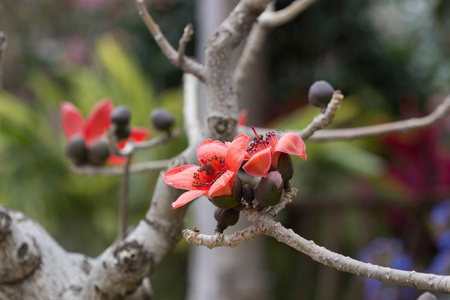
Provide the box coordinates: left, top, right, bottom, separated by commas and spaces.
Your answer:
60, 98, 150, 165
383, 126, 450, 201
243, 128, 307, 177
163, 133, 251, 209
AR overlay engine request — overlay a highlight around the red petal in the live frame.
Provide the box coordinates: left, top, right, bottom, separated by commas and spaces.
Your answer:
197, 139, 228, 164
129, 127, 151, 143
275, 132, 307, 159
208, 170, 235, 198
107, 155, 127, 165
163, 165, 201, 190
60, 102, 84, 139
172, 190, 206, 209
242, 147, 273, 177
84, 98, 114, 145
226, 133, 251, 173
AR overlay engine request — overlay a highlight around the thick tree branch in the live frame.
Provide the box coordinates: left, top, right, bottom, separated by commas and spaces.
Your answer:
134, 0, 205, 82
233, 3, 273, 99
204, 0, 273, 140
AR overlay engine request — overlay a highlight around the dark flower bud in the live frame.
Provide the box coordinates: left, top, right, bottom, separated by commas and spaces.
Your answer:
110, 105, 131, 127
277, 153, 294, 182
113, 124, 131, 141
210, 176, 242, 209
151, 108, 175, 131
66, 135, 88, 166
88, 139, 110, 166
308, 80, 334, 108
254, 171, 283, 207
242, 184, 254, 204
214, 207, 240, 233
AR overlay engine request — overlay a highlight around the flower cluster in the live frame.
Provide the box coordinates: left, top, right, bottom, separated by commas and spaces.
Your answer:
163, 128, 306, 231
60, 99, 150, 166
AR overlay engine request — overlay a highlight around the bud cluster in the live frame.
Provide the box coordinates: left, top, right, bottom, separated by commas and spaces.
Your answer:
66, 135, 110, 166
210, 152, 295, 232
111, 105, 132, 141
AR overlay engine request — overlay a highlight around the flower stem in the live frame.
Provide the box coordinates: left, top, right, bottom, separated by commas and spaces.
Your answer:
119, 153, 132, 240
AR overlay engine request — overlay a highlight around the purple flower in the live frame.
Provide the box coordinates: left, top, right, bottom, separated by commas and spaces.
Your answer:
357, 238, 416, 300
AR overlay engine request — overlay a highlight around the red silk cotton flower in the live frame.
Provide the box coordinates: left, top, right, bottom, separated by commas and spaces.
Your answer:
163, 133, 251, 209
60, 98, 150, 165
243, 128, 307, 177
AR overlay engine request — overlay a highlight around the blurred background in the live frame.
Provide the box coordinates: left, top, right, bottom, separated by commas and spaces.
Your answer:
0, 0, 450, 299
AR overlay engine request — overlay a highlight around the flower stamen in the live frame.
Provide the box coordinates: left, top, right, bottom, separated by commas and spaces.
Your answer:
247, 130, 278, 157
192, 155, 227, 189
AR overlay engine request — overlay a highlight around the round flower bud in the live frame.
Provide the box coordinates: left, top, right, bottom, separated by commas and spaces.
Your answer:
66, 135, 88, 166
151, 108, 175, 131
214, 207, 240, 233
110, 105, 131, 127
210, 177, 242, 209
254, 171, 283, 207
277, 153, 294, 182
242, 184, 254, 204
87, 139, 110, 166
113, 124, 131, 141
308, 80, 334, 108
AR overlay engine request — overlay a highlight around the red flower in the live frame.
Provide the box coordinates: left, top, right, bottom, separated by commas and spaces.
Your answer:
60, 98, 150, 165
163, 133, 251, 209
243, 128, 307, 177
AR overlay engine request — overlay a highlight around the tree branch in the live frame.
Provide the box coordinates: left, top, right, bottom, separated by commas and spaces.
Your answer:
118, 154, 132, 240
239, 91, 343, 140
182, 188, 298, 248
204, 0, 273, 140
233, 3, 274, 98
258, 0, 318, 28
0, 31, 6, 91
307, 94, 450, 141
134, 0, 205, 82
182, 185, 450, 294
260, 218, 450, 294
71, 159, 170, 176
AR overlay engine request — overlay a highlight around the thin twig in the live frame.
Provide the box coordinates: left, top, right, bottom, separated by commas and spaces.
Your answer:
240, 94, 450, 142
71, 160, 170, 176
134, 0, 205, 82
258, 0, 318, 28
260, 217, 450, 294
182, 188, 298, 248
178, 24, 194, 66
0, 31, 6, 90
134, 128, 181, 150
182, 225, 263, 249
238, 91, 343, 140
119, 154, 132, 240
308, 94, 450, 141
298, 91, 343, 140
183, 186, 450, 293
107, 128, 180, 156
